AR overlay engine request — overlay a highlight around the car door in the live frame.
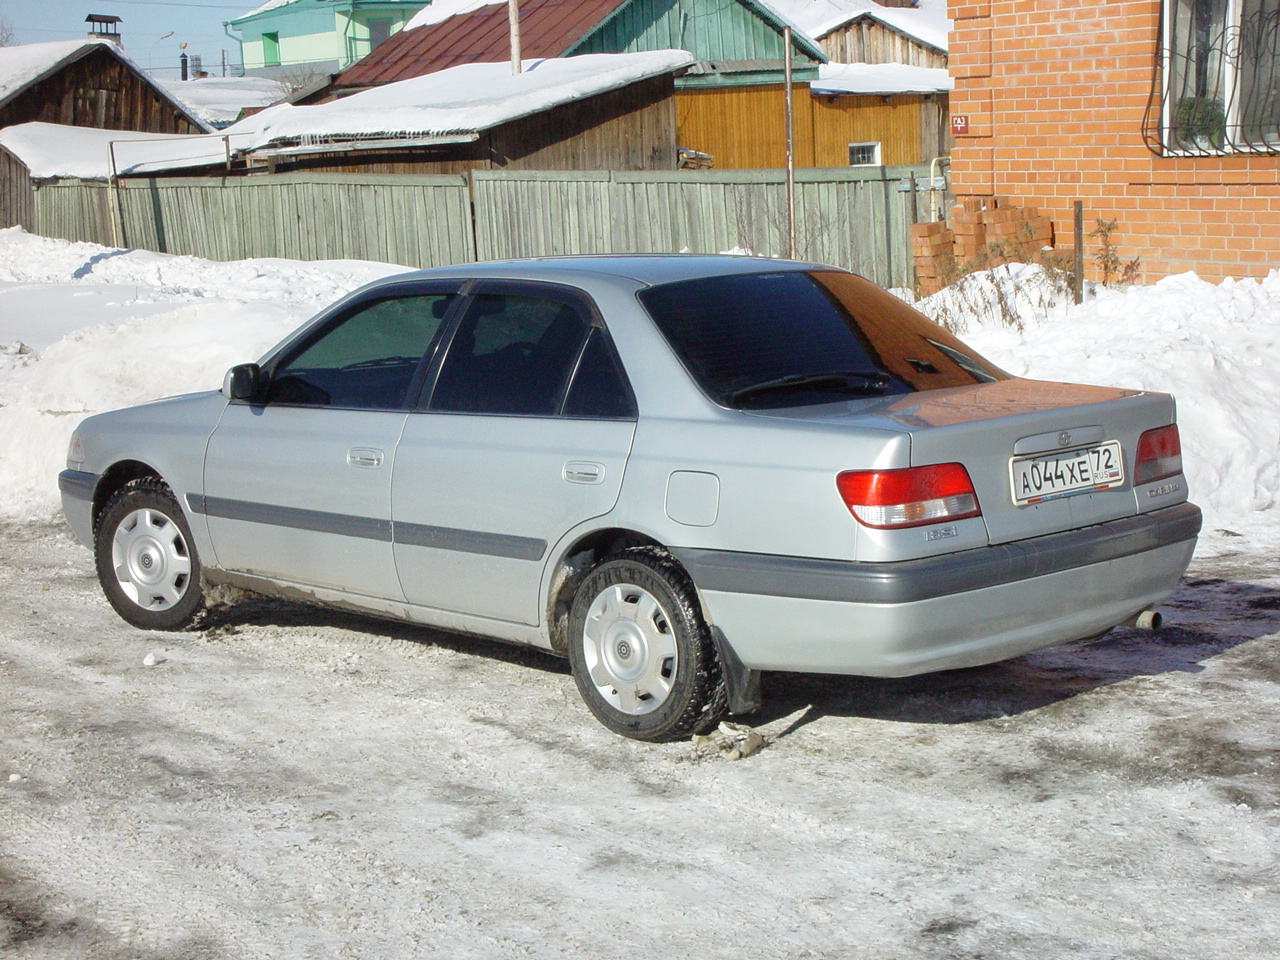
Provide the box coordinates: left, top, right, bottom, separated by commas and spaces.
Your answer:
202, 284, 459, 598
392, 280, 637, 625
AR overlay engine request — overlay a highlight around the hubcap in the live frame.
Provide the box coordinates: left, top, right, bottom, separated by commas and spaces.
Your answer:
111, 508, 191, 611
581, 583, 678, 715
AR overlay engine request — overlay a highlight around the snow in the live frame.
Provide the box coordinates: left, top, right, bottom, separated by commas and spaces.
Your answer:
156, 76, 287, 128
0, 229, 1276, 561
762, 0, 951, 50
234, 0, 306, 20
244, 51, 697, 147
812, 61, 952, 95
405, 0, 505, 31
0, 123, 248, 179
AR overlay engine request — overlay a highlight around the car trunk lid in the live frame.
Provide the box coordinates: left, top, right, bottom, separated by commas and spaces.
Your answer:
745, 378, 1177, 546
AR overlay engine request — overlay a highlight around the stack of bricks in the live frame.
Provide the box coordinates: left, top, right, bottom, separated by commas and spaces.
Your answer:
910, 196, 1057, 296
909, 220, 954, 296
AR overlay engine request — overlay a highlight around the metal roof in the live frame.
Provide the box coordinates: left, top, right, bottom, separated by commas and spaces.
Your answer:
335, 0, 622, 88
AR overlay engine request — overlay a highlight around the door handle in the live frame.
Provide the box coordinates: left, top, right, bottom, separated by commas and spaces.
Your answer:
564, 461, 604, 484
347, 447, 385, 469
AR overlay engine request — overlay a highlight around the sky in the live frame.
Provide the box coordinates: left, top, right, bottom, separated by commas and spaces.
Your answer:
0, 0, 260, 79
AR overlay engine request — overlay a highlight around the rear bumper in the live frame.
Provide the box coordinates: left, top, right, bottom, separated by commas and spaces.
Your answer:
672, 503, 1201, 675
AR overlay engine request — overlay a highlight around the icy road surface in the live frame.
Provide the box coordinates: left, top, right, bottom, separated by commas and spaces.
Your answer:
2, 520, 1278, 960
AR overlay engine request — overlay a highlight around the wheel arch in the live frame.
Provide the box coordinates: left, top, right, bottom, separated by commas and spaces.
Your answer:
544, 526, 669, 655
92, 460, 167, 533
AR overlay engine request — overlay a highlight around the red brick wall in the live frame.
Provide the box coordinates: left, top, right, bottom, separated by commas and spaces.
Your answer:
948, 0, 1280, 282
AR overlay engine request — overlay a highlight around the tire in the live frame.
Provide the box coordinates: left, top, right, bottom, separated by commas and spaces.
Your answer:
567, 547, 728, 741
94, 478, 204, 631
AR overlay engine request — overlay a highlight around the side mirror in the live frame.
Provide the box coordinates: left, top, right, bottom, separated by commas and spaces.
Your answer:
222, 363, 265, 402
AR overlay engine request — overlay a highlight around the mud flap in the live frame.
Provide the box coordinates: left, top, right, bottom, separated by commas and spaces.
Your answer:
712, 626, 761, 715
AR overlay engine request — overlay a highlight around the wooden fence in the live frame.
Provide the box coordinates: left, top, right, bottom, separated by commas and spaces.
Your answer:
16, 165, 938, 288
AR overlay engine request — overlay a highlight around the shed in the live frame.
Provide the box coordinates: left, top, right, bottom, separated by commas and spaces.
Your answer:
240, 50, 696, 174
0, 39, 210, 134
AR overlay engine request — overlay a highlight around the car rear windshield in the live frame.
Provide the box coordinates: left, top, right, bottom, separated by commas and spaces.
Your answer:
638, 270, 1008, 409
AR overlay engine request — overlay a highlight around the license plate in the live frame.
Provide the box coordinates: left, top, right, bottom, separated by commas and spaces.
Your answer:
1010, 441, 1124, 505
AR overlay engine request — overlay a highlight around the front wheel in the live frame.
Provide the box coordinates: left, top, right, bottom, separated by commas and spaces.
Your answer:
567, 548, 728, 741
95, 478, 204, 631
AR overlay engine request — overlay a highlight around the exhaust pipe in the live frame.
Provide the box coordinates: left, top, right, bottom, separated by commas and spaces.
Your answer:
1122, 609, 1163, 631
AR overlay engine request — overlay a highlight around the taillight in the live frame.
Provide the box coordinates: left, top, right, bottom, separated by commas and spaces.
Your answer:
836, 463, 981, 529
1135, 424, 1182, 485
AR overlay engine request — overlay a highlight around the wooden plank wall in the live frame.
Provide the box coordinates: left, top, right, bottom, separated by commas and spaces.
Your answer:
0, 149, 35, 230
0, 47, 204, 134
819, 22, 948, 68
676, 86, 946, 169
27, 165, 935, 287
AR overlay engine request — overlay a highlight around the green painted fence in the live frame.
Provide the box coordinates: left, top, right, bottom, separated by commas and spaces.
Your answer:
26, 165, 934, 287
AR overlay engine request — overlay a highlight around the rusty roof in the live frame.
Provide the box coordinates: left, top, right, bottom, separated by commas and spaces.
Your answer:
333, 0, 625, 89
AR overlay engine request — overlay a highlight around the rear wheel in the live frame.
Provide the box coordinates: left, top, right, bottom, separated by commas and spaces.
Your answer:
95, 478, 204, 631
567, 547, 727, 741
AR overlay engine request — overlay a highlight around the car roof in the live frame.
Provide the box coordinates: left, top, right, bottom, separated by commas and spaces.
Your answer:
391, 254, 837, 288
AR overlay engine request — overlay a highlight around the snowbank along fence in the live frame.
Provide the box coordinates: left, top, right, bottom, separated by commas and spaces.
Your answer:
13, 165, 934, 287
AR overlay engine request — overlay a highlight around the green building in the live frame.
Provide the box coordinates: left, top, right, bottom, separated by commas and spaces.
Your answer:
226, 0, 431, 81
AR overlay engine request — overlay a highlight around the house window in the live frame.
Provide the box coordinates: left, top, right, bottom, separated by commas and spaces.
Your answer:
262, 31, 281, 67
848, 142, 881, 166
1153, 0, 1280, 154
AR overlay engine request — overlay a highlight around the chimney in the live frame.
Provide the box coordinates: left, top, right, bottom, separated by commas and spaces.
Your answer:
85, 14, 123, 45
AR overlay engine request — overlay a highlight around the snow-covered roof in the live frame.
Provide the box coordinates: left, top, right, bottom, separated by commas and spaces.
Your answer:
812, 61, 951, 95
0, 39, 212, 131
406, 0, 503, 30
0, 122, 256, 179
233, 0, 304, 20
762, 0, 950, 52
157, 76, 287, 128
245, 50, 695, 151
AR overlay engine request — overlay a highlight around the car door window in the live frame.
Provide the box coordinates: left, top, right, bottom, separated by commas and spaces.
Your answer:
562, 328, 636, 419
269, 293, 454, 409
428, 292, 593, 416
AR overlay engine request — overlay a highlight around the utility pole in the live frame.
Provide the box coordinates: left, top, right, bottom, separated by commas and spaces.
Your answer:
784, 26, 796, 258
509, 0, 521, 74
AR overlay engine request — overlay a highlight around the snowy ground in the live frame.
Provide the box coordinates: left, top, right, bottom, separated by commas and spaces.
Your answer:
1, 230, 1278, 958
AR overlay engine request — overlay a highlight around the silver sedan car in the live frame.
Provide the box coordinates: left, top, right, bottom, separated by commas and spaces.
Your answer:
60, 256, 1200, 740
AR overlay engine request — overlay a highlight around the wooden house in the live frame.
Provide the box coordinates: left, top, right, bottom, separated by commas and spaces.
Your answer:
0, 39, 209, 135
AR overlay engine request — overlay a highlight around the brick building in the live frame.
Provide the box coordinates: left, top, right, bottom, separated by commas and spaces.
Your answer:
947, 0, 1280, 282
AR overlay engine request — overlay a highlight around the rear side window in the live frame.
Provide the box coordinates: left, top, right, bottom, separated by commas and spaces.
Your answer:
638, 270, 1007, 409
428, 292, 593, 416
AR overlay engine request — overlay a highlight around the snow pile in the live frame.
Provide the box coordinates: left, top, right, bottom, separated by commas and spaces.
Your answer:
917, 264, 1280, 554
0, 229, 1276, 558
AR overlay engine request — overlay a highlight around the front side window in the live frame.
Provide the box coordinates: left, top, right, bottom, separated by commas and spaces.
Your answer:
638, 270, 1006, 410
1149, 0, 1280, 154
268, 292, 454, 409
